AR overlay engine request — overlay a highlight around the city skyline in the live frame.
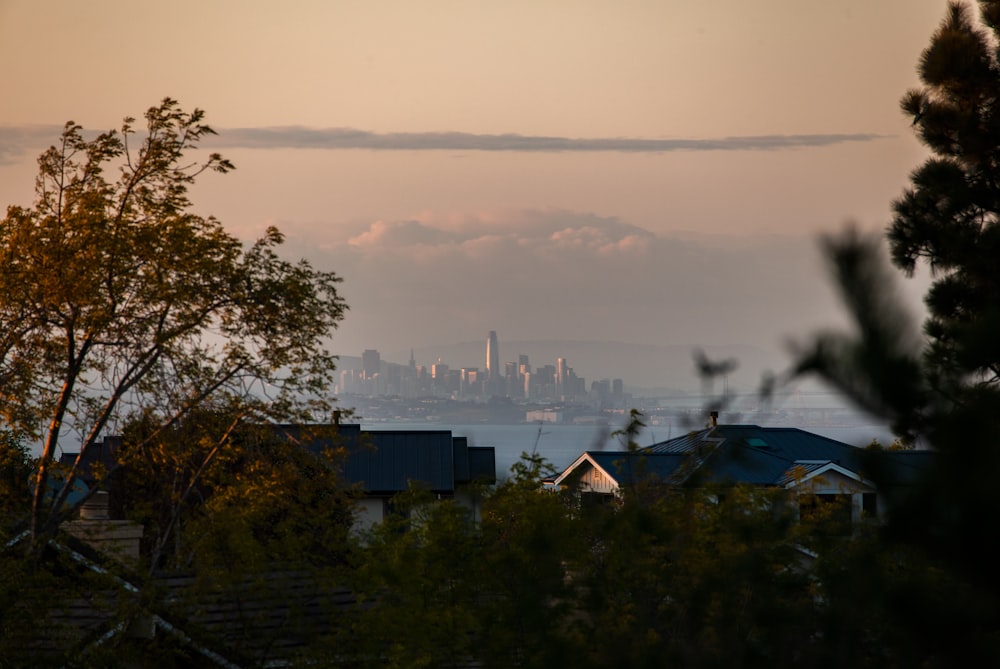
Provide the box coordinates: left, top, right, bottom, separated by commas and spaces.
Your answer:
337, 330, 617, 403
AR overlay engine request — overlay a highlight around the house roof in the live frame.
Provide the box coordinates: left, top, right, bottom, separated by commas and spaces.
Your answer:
346, 429, 457, 493
589, 451, 689, 482
4, 528, 355, 668
552, 451, 688, 488
556, 424, 931, 491
644, 425, 873, 487
274, 424, 496, 494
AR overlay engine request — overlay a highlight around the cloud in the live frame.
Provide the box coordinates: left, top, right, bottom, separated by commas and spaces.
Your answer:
1, 123, 887, 161
347, 220, 456, 248
208, 127, 887, 153
276, 208, 848, 363
339, 210, 655, 264
0, 126, 63, 165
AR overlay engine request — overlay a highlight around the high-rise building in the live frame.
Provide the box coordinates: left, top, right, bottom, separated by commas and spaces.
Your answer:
486, 330, 499, 382
362, 349, 381, 380
556, 357, 567, 397
460, 367, 481, 396
612, 378, 624, 399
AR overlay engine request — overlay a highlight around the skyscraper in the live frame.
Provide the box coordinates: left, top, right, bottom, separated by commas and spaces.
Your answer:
486, 330, 499, 382
362, 349, 381, 380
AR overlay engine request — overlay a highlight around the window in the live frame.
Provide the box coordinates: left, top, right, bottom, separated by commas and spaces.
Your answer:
862, 492, 877, 518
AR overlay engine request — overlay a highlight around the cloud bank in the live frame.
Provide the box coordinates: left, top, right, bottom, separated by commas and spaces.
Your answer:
0, 126, 65, 165
0, 124, 887, 164
270, 209, 854, 385
212, 127, 886, 153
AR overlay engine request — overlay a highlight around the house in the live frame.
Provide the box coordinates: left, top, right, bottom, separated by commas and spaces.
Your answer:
59, 424, 497, 533
3, 525, 357, 668
11, 423, 497, 667
553, 422, 932, 524
273, 423, 496, 531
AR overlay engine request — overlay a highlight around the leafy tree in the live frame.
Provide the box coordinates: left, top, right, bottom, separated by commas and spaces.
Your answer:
115, 406, 355, 577
163, 425, 356, 667
0, 99, 347, 545
474, 453, 583, 668
347, 488, 486, 669
343, 453, 582, 669
0, 429, 32, 523
116, 402, 248, 573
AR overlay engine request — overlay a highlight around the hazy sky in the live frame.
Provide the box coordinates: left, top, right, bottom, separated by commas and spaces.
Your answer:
0, 1, 947, 384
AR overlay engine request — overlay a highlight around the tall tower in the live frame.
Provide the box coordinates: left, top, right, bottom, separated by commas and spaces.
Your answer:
556, 356, 567, 398
486, 330, 499, 382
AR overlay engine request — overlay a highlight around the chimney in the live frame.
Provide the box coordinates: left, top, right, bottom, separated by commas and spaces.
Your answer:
79, 490, 111, 520
65, 491, 143, 566
709, 411, 719, 428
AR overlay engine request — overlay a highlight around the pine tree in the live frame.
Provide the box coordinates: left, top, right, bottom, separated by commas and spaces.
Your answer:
890, 0, 1000, 383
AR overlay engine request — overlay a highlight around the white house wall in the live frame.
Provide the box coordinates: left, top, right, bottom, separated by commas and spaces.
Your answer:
579, 464, 618, 495
791, 470, 878, 523
352, 497, 385, 533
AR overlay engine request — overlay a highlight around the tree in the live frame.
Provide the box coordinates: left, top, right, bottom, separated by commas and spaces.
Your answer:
786, 4, 1000, 663
890, 0, 1000, 384
343, 453, 584, 669
0, 429, 32, 526
0, 99, 348, 545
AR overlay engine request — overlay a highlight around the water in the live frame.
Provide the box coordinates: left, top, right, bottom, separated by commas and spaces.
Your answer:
361, 421, 896, 479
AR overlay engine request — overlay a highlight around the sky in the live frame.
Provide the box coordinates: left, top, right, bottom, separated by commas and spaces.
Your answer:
0, 1, 950, 389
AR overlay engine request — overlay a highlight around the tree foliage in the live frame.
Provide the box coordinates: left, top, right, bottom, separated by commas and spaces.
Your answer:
786, 3, 1000, 664
795, 0, 1000, 590
890, 0, 1000, 384
0, 99, 347, 543
348, 449, 926, 669
0, 429, 32, 524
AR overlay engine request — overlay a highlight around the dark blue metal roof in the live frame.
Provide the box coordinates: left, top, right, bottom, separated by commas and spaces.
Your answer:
586, 451, 688, 484
641, 425, 875, 486
272, 424, 496, 494
468, 447, 497, 484
343, 430, 455, 493
646, 430, 715, 454
559, 424, 935, 494
453, 436, 470, 482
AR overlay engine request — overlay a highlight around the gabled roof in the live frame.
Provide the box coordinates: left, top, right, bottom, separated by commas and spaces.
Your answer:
776, 460, 874, 488
556, 424, 915, 492
643, 425, 873, 487
553, 451, 687, 488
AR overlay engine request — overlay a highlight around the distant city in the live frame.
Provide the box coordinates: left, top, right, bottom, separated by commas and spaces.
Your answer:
336, 330, 627, 407
334, 331, 883, 433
